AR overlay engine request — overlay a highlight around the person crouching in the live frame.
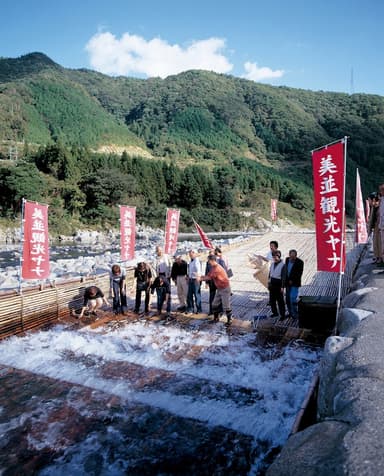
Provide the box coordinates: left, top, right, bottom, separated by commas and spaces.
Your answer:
200, 254, 232, 325
79, 285, 109, 318
150, 275, 171, 319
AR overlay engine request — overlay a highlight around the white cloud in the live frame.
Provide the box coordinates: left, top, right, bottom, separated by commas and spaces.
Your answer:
85, 32, 233, 78
242, 61, 284, 82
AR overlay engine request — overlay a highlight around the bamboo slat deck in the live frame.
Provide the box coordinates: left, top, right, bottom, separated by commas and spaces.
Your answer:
218, 230, 361, 342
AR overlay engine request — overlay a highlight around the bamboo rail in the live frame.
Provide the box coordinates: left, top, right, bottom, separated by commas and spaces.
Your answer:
0, 269, 137, 340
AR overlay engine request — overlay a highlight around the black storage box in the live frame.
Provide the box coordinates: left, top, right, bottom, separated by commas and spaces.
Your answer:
298, 295, 337, 332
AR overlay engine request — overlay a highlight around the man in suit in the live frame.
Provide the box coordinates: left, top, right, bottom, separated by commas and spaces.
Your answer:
284, 249, 304, 319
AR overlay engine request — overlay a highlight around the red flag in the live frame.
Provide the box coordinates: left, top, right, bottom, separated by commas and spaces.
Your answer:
22, 200, 50, 279
355, 169, 368, 244
312, 140, 346, 273
193, 220, 213, 249
120, 206, 136, 261
164, 209, 180, 255
271, 198, 278, 222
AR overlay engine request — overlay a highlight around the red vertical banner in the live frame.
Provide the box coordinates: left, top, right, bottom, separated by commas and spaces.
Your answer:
355, 169, 368, 244
120, 206, 136, 261
312, 140, 346, 272
164, 208, 180, 256
22, 201, 50, 279
271, 198, 278, 222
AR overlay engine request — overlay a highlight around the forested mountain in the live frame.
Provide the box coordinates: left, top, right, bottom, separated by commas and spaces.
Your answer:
0, 52, 383, 233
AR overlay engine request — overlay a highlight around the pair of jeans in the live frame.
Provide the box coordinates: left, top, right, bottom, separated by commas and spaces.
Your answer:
111, 280, 127, 312
187, 278, 202, 313
135, 287, 150, 313
286, 286, 299, 318
156, 287, 171, 313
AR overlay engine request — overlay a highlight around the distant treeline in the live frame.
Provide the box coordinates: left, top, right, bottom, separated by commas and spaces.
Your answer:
0, 144, 313, 233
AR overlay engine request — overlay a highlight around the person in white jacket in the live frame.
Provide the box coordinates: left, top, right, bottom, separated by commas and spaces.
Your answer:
186, 249, 202, 314
268, 250, 286, 320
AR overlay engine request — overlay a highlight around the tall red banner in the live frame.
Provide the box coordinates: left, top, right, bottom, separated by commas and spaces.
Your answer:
193, 220, 213, 249
164, 209, 180, 255
312, 140, 346, 272
271, 198, 278, 222
120, 206, 136, 261
355, 169, 368, 244
22, 201, 50, 279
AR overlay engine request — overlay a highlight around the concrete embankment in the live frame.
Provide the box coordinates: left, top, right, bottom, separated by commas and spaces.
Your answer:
267, 243, 384, 476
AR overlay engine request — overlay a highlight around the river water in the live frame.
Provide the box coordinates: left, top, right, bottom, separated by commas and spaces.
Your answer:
0, 320, 321, 475
0, 233, 249, 290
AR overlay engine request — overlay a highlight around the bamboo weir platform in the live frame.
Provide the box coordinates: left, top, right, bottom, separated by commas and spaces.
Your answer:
0, 230, 359, 342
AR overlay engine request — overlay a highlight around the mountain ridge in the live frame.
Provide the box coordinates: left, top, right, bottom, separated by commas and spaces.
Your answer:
0, 52, 383, 229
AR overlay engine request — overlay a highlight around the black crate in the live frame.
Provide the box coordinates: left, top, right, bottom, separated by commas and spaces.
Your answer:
298, 295, 337, 332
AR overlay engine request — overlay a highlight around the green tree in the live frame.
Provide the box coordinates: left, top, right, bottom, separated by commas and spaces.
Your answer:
81, 168, 138, 220
0, 163, 44, 215
163, 161, 182, 205
180, 167, 203, 209
34, 143, 78, 181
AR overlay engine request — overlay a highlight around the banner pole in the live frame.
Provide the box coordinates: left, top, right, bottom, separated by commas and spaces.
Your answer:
165, 208, 169, 250
311, 137, 348, 154
118, 204, 122, 263
19, 198, 26, 295
355, 168, 358, 246
335, 136, 348, 333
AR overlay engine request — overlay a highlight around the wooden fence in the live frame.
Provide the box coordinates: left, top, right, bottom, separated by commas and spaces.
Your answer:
0, 269, 136, 340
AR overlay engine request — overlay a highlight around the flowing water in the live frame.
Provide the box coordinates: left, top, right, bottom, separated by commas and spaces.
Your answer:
0, 319, 321, 475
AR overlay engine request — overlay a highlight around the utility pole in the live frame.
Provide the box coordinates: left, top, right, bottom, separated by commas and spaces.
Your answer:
8, 143, 18, 161
8, 102, 19, 161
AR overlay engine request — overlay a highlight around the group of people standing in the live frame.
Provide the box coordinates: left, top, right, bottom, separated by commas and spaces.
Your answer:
266, 240, 304, 321
368, 183, 384, 266
77, 245, 233, 324
77, 239, 304, 325
152, 246, 233, 325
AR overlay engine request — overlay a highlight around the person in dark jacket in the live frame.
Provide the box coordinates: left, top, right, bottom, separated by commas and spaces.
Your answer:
284, 249, 304, 319
368, 193, 382, 263
171, 255, 188, 311
133, 262, 152, 314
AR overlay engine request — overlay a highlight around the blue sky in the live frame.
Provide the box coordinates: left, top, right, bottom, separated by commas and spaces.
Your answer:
1, 0, 383, 95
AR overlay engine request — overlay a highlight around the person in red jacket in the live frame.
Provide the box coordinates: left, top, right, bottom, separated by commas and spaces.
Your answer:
200, 254, 232, 325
